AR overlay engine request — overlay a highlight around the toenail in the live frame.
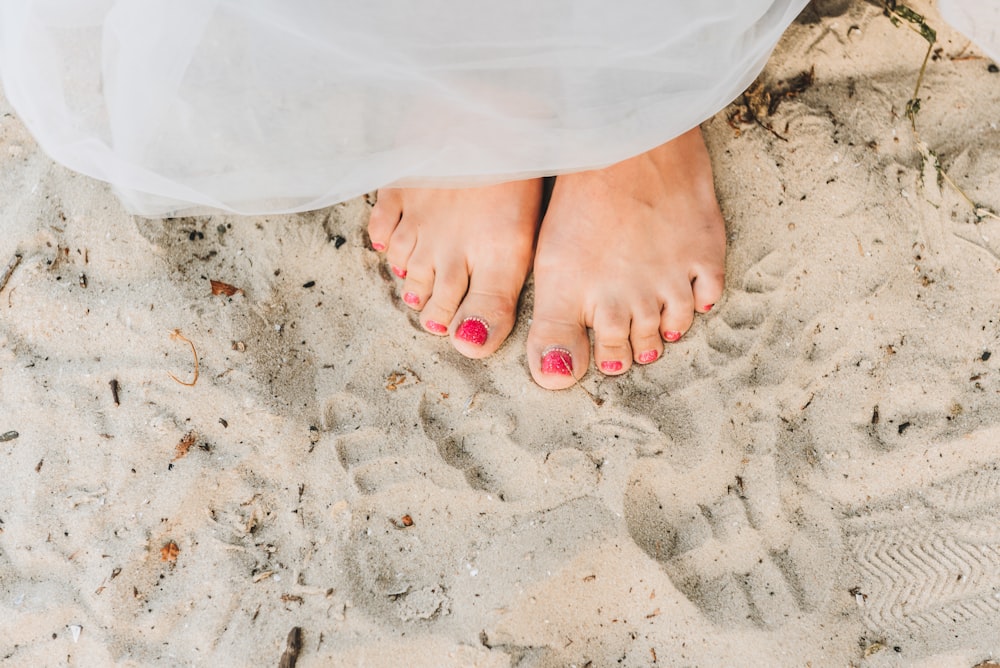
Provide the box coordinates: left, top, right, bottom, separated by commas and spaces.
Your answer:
456, 317, 489, 346
425, 320, 448, 334
638, 349, 660, 364
703, 303, 714, 312
371, 242, 386, 252
392, 265, 407, 279
663, 330, 682, 342
541, 347, 573, 375
403, 292, 420, 306
600, 360, 623, 373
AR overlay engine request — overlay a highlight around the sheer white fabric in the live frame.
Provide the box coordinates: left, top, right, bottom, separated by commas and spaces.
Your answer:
3, 0, 933, 216
939, 0, 1000, 63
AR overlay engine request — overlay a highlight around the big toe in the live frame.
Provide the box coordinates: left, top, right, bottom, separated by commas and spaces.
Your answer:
450, 265, 525, 359
526, 315, 589, 390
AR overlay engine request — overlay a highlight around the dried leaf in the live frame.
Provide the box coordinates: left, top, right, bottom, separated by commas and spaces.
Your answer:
210, 279, 243, 296
174, 432, 197, 461
160, 541, 180, 562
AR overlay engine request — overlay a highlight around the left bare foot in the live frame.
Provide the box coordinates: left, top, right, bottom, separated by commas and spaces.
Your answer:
527, 128, 727, 389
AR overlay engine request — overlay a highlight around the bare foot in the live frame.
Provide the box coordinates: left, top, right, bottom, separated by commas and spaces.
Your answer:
368, 180, 542, 358
527, 128, 726, 389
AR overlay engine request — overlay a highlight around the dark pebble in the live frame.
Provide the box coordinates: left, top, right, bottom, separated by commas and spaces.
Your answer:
982, 350, 992, 361
303, 280, 316, 288
0, 431, 18, 442
989, 63, 999, 73
333, 235, 347, 248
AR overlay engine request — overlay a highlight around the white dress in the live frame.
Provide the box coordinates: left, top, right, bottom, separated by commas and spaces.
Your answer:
0, 0, 993, 216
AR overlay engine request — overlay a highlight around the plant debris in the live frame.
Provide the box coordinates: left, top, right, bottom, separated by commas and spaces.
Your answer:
174, 431, 197, 461
728, 67, 815, 137
110, 379, 121, 406
0, 254, 22, 293
0, 431, 18, 442
167, 330, 200, 387
209, 279, 243, 296
278, 627, 303, 668
160, 541, 180, 562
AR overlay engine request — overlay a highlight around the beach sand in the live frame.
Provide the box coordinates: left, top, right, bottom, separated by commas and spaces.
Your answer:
3, 1, 1000, 665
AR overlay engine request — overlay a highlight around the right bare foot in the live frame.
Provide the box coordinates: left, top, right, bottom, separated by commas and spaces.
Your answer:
368, 181, 542, 358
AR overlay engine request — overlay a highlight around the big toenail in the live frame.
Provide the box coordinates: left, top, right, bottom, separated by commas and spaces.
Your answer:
425, 320, 448, 334
600, 360, 623, 373
456, 317, 489, 345
541, 347, 573, 375
403, 292, 420, 306
703, 304, 714, 312
371, 242, 386, 252
663, 330, 682, 342
392, 265, 407, 279
638, 350, 660, 364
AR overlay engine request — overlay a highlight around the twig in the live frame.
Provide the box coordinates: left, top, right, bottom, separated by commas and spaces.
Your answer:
167, 330, 199, 386
278, 627, 303, 668
0, 255, 22, 293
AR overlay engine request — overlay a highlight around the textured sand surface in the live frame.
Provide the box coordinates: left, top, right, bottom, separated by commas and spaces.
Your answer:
3, 1, 1000, 666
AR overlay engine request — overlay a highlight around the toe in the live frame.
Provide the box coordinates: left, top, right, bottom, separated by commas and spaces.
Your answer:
368, 189, 402, 251
630, 306, 663, 365
451, 265, 524, 359
384, 221, 417, 279
592, 305, 633, 375
660, 285, 695, 343
692, 266, 725, 314
419, 260, 468, 336
400, 256, 434, 311
527, 318, 590, 389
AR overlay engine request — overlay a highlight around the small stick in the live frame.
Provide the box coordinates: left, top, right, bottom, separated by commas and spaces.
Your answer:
167, 330, 199, 387
0, 255, 22, 293
110, 379, 121, 406
278, 627, 303, 668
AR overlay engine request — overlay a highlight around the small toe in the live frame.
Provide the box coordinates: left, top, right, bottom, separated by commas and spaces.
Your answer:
400, 260, 434, 311
592, 306, 633, 375
693, 267, 725, 314
384, 221, 417, 276
630, 307, 663, 365
368, 189, 402, 251
660, 287, 695, 342
420, 260, 468, 336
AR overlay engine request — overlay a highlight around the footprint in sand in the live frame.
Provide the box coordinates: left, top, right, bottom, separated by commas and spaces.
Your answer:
330, 389, 614, 630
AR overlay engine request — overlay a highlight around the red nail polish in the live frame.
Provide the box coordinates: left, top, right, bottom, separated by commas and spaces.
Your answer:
638, 349, 660, 364
392, 265, 407, 279
600, 360, 623, 373
541, 347, 573, 375
425, 320, 448, 334
456, 317, 488, 345
371, 242, 386, 252
703, 304, 714, 312
663, 330, 682, 342
403, 292, 420, 306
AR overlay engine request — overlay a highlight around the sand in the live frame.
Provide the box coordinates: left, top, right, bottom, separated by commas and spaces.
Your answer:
3, 1, 1000, 665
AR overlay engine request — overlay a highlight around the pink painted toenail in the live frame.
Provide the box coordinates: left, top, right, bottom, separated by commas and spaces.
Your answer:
425, 320, 448, 334
638, 349, 660, 364
663, 330, 682, 342
703, 304, 714, 312
403, 292, 420, 306
371, 242, 386, 252
456, 317, 489, 346
392, 265, 407, 279
541, 347, 573, 375
600, 360, 623, 373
